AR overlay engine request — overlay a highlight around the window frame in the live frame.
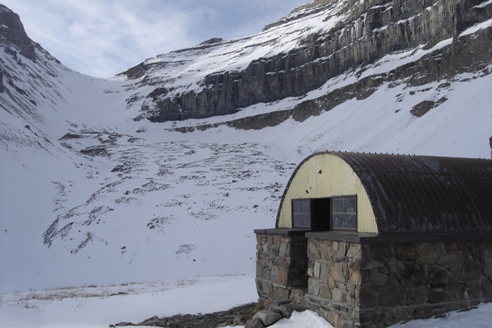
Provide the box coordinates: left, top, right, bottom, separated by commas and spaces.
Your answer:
291, 198, 312, 229
330, 195, 358, 231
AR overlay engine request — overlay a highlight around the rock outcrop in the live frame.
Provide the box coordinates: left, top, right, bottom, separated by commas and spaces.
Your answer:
0, 5, 36, 60
123, 0, 492, 124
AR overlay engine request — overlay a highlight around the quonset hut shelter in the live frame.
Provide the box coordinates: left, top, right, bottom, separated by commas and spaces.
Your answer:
254, 152, 492, 328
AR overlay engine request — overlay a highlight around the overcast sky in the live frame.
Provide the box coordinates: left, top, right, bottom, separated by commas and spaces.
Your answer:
3, 0, 310, 78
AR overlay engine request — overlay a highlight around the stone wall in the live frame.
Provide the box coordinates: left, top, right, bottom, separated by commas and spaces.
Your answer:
305, 238, 363, 328
255, 230, 492, 328
255, 230, 309, 305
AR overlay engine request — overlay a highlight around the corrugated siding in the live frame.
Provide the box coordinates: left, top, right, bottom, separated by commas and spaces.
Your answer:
277, 153, 378, 233
337, 153, 492, 233
276, 152, 492, 234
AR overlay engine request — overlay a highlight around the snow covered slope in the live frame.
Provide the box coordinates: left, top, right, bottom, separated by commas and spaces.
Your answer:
1, 0, 491, 295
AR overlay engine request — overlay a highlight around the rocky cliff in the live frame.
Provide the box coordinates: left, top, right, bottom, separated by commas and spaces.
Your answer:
0, 5, 36, 61
120, 0, 492, 126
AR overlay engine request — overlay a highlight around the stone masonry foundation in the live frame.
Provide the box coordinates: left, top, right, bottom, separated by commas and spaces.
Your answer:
255, 230, 492, 328
255, 229, 309, 306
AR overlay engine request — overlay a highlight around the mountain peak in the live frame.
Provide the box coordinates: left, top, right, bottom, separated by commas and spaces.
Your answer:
0, 4, 35, 60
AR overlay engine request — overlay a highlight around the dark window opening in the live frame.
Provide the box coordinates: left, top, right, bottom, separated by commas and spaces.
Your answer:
292, 196, 357, 231
331, 196, 357, 231
292, 198, 331, 231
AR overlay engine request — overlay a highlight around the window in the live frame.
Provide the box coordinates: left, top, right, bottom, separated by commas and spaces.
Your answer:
292, 199, 311, 228
331, 196, 357, 230
292, 198, 331, 230
292, 196, 357, 231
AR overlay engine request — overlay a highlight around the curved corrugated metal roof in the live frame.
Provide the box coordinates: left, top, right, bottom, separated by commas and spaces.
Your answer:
279, 152, 492, 234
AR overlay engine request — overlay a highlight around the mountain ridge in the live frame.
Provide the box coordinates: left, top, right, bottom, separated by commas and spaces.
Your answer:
119, 0, 492, 125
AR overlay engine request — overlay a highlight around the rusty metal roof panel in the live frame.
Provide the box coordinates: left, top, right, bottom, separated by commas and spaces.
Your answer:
333, 152, 492, 234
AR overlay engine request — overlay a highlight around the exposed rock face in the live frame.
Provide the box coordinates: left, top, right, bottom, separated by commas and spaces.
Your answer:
0, 5, 35, 60
125, 0, 492, 123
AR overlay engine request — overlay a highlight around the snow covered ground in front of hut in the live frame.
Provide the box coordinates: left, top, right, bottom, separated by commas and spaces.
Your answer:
1, 275, 492, 328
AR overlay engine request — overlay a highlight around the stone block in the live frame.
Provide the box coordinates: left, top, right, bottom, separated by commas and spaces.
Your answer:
387, 260, 398, 275
444, 288, 458, 302
444, 241, 461, 252
262, 267, 271, 280
428, 265, 448, 288
308, 240, 321, 259
333, 313, 345, 328
267, 243, 279, 256
406, 287, 429, 305
273, 302, 307, 318
253, 310, 283, 327
246, 317, 264, 328
320, 244, 335, 263
332, 287, 345, 302
328, 274, 336, 289
320, 284, 332, 299
369, 244, 394, 261
256, 262, 263, 277
336, 256, 349, 263
272, 287, 289, 300
270, 266, 279, 282
347, 243, 362, 260
331, 262, 348, 282
460, 242, 481, 260
262, 244, 269, 254
397, 261, 428, 288
457, 284, 470, 301
429, 289, 445, 303
369, 272, 388, 287
358, 286, 379, 308
395, 244, 418, 261
349, 259, 361, 270
346, 281, 357, 292
466, 281, 482, 299
435, 242, 446, 256
349, 270, 362, 285
279, 242, 289, 258
256, 279, 263, 292
256, 234, 266, 244
418, 243, 436, 264
337, 242, 349, 258
359, 259, 385, 271
481, 278, 492, 299
447, 270, 461, 287
272, 235, 280, 244
320, 263, 330, 282
460, 260, 482, 281
345, 290, 356, 307
436, 253, 463, 272
278, 268, 288, 286
308, 279, 321, 296
481, 249, 492, 279
278, 258, 290, 270
313, 261, 321, 279
380, 277, 406, 307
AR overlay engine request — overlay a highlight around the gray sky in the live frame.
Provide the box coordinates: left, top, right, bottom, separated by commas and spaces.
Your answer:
3, 0, 309, 78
